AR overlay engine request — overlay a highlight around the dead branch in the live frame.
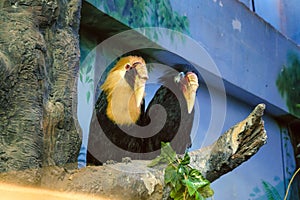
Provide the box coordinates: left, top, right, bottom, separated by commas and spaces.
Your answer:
0, 104, 267, 200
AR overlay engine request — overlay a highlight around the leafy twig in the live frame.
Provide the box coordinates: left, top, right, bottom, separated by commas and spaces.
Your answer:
149, 142, 214, 200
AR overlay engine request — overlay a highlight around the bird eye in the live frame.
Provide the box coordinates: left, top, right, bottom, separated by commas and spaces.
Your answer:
174, 72, 185, 83
125, 64, 131, 70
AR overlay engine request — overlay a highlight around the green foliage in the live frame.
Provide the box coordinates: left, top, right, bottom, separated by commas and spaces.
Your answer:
79, 49, 95, 103
249, 178, 282, 200
276, 53, 300, 117
261, 180, 282, 200
149, 142, 214, 200
90, 0, 189, 41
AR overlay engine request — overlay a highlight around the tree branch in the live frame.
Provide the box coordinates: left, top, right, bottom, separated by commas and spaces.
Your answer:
0, 104, 267, 200
189, 103, 267, 182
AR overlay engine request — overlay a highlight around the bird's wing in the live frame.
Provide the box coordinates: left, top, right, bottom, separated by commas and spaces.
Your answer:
144, 85, 193, 154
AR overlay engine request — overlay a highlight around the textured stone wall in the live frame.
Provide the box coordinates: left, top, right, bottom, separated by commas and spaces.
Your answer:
0, 0, 82, 172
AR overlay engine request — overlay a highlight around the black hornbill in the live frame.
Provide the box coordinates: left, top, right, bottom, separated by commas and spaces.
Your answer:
87, 56, 199, 164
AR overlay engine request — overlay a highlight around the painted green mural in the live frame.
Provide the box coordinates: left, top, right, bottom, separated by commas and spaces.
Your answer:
79, 51, 95, 103
249, 177, 283, 200
88, 0, 190, 35
276, 53, 300, 117
261, 180, 282, 200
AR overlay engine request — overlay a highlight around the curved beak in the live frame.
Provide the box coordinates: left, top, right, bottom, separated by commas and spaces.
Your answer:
134, 64, 148, 107
182, 72, 199, 114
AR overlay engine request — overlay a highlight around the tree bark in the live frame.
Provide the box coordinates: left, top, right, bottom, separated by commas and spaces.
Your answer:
0, 0, 81, 172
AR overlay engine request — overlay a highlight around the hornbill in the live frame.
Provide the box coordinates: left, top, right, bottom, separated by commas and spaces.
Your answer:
87, 56, 199, 164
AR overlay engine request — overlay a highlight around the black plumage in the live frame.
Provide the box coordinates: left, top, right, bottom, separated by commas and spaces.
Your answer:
87, 61, 198, 164
141, 70, 195, 154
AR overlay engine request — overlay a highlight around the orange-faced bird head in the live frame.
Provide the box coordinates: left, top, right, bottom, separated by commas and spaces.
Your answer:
174, 71, 199, 114
101, 56, 148, 125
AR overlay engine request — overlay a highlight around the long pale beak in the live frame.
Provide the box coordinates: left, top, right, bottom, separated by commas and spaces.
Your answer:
134, 65, 148, 107
182, 72, 199, 114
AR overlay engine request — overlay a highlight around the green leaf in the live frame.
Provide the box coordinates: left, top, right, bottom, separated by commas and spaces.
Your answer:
195, 191, 205, 200
165, 165, 182, 193
198, 184, 214, 198
148, 156, 166, 167
182, 176, 210, 197
86, 64, 92, 75
148, 142, 177, 167
87, 78, 93, 84
149, 142, 214, 199
79, 72, 83, 83
261, 180, 282, 200
164, 165, 177, 184
161, 142, 177, 163
182, 179, 196, 196
180, 152, 190, 165
177, 164, 188, 176
115, 0, 126, 13
170, 187, 184, 200
84, 76, 90, 83
86, 91, 91, 103
189, 169, 204, 180
194, 178, 209, 189
79, 64, 84, 72
174, 179, 182, 193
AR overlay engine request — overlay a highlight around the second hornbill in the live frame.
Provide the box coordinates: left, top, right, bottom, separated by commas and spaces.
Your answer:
87, 56, 199, 164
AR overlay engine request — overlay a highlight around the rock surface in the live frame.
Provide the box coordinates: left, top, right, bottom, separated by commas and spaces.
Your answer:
0, 0, 81, 172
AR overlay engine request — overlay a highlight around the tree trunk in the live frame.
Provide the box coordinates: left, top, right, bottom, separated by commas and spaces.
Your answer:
0, 0, 81, 172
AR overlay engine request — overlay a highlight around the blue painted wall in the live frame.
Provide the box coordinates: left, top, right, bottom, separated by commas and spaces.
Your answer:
239, 0, 300, 44
168, 0, 300, 115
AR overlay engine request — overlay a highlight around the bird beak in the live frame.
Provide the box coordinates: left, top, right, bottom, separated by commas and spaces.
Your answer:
134, 64, 148, 107
182, 72, 199, 114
